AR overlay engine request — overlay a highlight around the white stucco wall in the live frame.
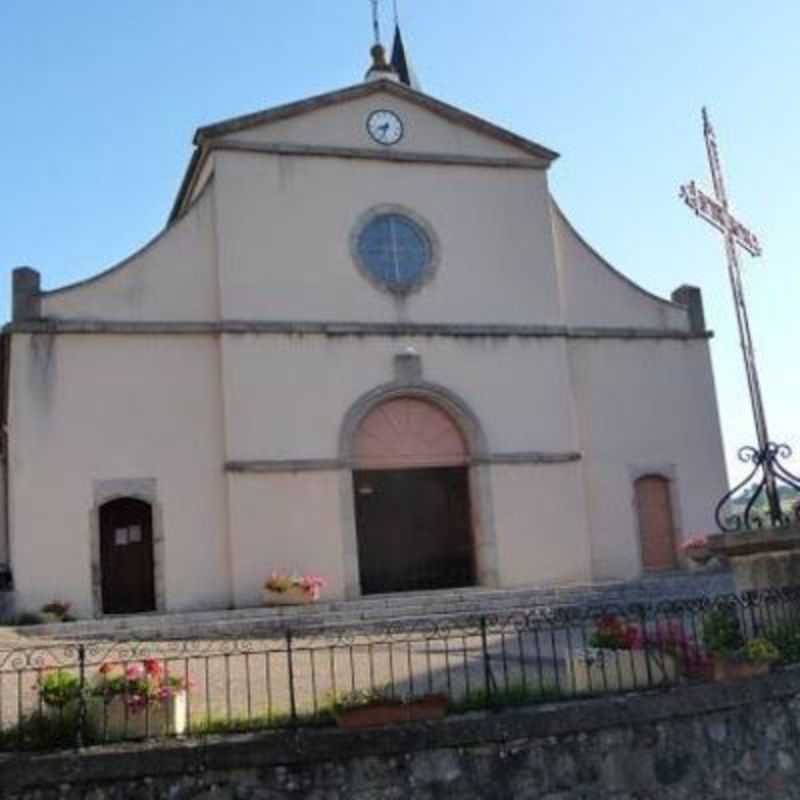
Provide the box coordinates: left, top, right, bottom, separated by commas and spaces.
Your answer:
227, 471, 347, 607
490, 461, 593, 587
39, 183, 219, 322
7, 334, 230, 616
218, 334, 580, 461
551, 200, 689, 330
213, 152, 561, 325
567, 338, 728, 581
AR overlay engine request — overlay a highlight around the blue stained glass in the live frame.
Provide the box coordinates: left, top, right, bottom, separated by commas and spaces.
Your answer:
357, 213, 432, 290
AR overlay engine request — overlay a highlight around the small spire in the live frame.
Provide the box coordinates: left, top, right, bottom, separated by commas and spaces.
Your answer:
365, 42, 399, 83
390, 23, 421, 90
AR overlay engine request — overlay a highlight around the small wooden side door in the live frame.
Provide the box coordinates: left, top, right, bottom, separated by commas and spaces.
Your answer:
635, 476, 678, 571
100, 498, 156, 614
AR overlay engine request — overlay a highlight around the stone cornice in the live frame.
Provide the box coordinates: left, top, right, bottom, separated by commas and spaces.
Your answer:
225, 451, 582, 473
4, 319, 713, 341
210, 139, 546, 170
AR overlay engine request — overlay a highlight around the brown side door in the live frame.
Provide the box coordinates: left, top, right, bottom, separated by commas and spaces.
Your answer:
353, 466, 475, 594
100, 498, 156, 614
635, 476, 678, 571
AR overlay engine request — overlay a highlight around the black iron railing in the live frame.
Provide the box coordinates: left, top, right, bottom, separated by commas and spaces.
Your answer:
3, 585, 800, 752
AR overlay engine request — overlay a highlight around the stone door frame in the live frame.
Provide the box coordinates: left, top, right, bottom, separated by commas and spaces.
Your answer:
90, 478, 166, 618
339, 380, 499, 598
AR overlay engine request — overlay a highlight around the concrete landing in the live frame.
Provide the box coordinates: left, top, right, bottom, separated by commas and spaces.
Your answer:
4, 569, 733, 643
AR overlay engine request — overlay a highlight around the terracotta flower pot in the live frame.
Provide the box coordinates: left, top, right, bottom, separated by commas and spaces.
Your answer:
263, 586, 314, 606
711, 657, 771, 682
335, 694, 448, 729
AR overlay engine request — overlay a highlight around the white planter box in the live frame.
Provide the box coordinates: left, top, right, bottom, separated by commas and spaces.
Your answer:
567, 648, 677, 694
88, 691, 187, 740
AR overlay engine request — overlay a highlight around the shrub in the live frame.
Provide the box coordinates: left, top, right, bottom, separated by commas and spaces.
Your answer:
15, 611, 43, 626
745, 638, 780, 664
765, 622, 800, 664
0, 710, 84, 752
701, 607, 745, 657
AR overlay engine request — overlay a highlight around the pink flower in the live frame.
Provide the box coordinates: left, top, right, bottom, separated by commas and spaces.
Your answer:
681, 535, 708, 551
126, 663, 145, 681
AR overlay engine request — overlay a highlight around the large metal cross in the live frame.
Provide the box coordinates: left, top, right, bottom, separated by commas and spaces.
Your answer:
680, 108, 797, 528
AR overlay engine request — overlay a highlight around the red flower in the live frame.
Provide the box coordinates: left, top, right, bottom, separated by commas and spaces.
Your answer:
144, 658, 162, 677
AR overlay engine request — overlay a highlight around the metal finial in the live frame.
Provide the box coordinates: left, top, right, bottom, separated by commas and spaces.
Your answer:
371, 0, 381, 45
393, 0, 400, 26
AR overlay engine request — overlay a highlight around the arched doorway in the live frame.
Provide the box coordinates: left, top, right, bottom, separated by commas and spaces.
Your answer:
635, 475, 678, 571
352, 397, 476, 594
99, 497, 156, 614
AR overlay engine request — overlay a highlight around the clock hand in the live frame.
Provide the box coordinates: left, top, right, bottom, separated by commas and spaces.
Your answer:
378, 122, 390, 136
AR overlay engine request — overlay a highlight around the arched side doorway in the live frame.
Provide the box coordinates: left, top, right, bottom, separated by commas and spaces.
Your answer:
99, 497, 156, 614
634, 475, 678, 571
352, 397, 476, 594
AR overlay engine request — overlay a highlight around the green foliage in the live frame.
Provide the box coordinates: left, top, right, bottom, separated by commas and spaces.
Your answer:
326, 688, 396, 713
765, 622, 800, 664
191, 710, 333, 736
37, 670, 81, 709
701, 608, 745, 657
0, 709, 87, 752
450, 682, 561, 714
744, 638, 780, 664
40, 601, 75, 623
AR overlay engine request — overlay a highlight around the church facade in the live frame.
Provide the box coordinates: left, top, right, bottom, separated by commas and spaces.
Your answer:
0, 46, 728, 618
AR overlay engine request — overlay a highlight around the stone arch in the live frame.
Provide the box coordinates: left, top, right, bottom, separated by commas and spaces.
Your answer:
338, 381, 498, 597
339, 381, 489, 465
354, 397, 469, 470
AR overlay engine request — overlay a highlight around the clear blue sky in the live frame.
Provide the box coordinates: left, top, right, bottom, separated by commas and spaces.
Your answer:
1, 1, 798, 488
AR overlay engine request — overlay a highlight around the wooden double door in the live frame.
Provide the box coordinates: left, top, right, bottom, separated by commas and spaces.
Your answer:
354, 466, 475, 595
99, 498, 156, 614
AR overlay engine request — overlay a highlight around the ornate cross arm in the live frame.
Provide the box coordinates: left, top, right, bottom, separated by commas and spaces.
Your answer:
680, 181, 762, 257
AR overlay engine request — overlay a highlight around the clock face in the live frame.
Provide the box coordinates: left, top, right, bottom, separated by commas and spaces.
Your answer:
367, 110, 404, 146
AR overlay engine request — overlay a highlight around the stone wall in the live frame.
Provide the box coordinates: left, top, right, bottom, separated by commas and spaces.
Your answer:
3, 669, 800, 799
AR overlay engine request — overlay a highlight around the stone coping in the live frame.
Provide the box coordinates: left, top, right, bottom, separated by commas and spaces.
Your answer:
2, 667, 799, 793
707, 527, 800, 557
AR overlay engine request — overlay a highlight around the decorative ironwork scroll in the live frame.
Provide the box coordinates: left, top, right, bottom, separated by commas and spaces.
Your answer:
715, 444, 800, 531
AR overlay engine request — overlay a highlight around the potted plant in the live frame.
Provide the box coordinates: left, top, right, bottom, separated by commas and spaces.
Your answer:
88, 659, 190, 739
331, 688, 448, 729
263, 572, 326, 606
568, 614, 677, 693
701, 607, 779, 681
36, 669, 82, 713
40, 601, 75, 623
680, 535, 713, 570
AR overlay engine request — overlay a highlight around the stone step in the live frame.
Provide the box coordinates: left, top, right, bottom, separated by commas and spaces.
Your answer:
5, 569, 733, 643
